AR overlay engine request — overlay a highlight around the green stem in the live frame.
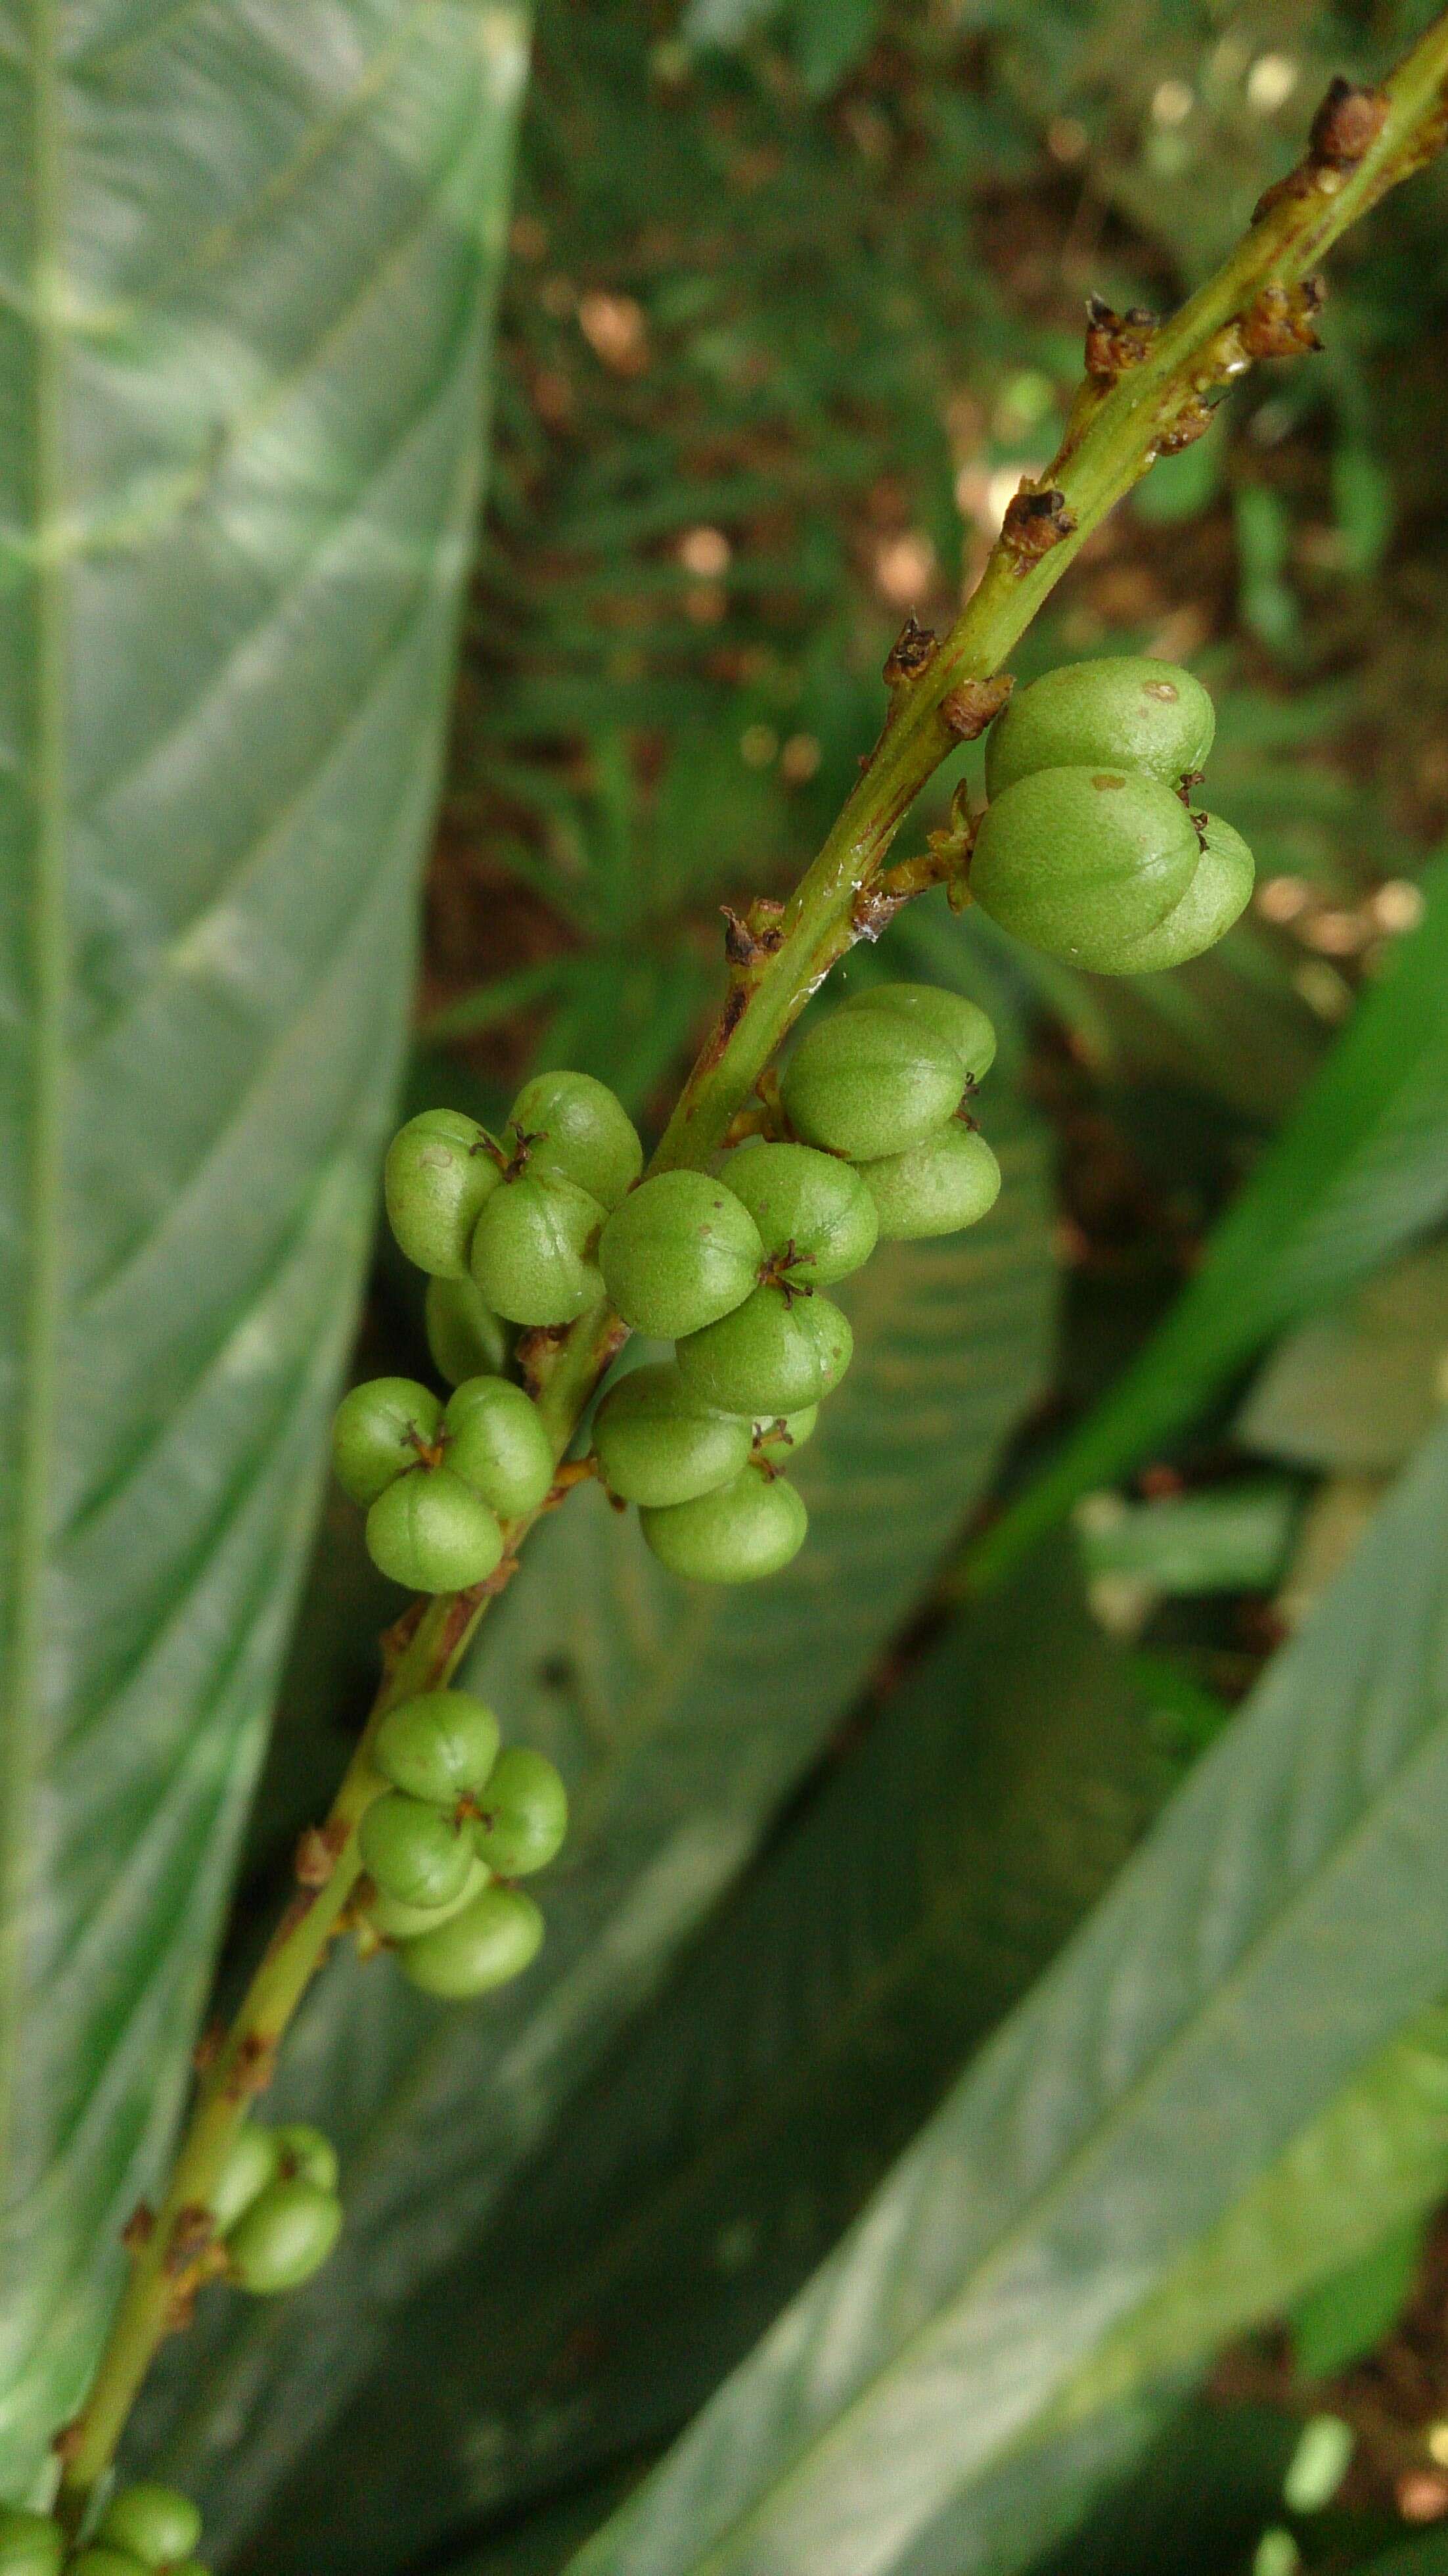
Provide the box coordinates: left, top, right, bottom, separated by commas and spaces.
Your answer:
55, 14, 1448, 2524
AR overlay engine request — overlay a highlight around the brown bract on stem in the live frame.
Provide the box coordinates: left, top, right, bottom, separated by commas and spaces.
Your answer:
54, 13, 1448, 2528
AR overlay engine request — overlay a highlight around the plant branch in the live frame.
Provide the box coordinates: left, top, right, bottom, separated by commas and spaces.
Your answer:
54, 14, 1448, 2525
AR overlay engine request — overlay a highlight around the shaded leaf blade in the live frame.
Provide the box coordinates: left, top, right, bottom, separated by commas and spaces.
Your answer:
0, 0, 528, 2487
560, 1414, 1448, 2576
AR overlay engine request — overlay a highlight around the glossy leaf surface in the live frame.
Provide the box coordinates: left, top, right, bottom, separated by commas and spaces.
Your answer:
0, 0, 528, 2488
560, 1414, 1448, 2576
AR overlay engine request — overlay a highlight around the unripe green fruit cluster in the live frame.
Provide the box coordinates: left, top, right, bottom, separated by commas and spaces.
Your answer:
332, 1368, 554, 1594
971, 658, 1254, 973
87, 2485, 204, 2575
591, 983, 999, 1583
210, 2120, 343, 2296
384, 1074, 641, 1330
358, 1690, 564, 1998
23, 2479, 213, 2576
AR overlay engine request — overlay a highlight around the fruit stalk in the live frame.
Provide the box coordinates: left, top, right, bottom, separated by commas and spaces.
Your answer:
55, 16, 1448, 2519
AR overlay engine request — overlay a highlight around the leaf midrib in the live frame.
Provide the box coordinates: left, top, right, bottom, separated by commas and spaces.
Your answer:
3, 1, 69, 2194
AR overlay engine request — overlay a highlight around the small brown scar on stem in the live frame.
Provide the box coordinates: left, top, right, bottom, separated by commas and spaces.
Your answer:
941, 674, 1014, 741
1252, 78, 1388, 223
1240, 276, 1326, 357
122, 2202, 156, 2251
514, 1323, 566, 1398
1083, 296, 1159, 381
294, 1826, 341, 1889
164, 2205, 215, 2277
380, 1595, 428, 1671
720, 899, 784, 973
1155, 394, 1215, 455
1309, 76, 1390, 168
697, 979, 749, 1072
1001, 484, 1077, 569
223, 2031, 277, 2102
882, 613, 938, 684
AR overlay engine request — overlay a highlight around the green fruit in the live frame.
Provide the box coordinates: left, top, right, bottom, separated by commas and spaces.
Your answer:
677, 1282, 853, 1415
984, 656, 1215, 796
598, 1171, 763, 1339
641, 1467, 807, 1584
507, 1070, 643, 1210
365, 1466, 504, 1593
442, 1375, 554, 1516
226, 2178, 342, 2293
69, 2554, 145, 2576
472, 1747, 569, 1877
592, 1362, 752, 1507
860, 1122, 1002, 1239
724, 1142, 878, 1286
970, 766, 1201, 970
273, 2125, 339, 2194
1102, 812, 1255, 972
470, 1170, 607, 1326
399, 1884, 545, 1998
96, 2485, 201, 2567
369, 1853, 491, 1941
424, 1273, 508, 1387
0, 2510, 62, 2576
359, 1790, 474, 1910
208, 2123, 280, 2235
332, 1378, 442, 1507
374, 1688, 501, 1805
781, 1010, 964, 1161
840, 982, 997, 1085
384, 1109, 501, 1279
752, 1404, 819, 1453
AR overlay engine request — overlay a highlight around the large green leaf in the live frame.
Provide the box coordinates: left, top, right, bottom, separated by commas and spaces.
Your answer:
451, 1832, 1448, 2576
288, 1575, 1448, 2576
238, 1542, 1184, 2572
1021, 2005, 1448, 2437
0, 1, 528, 2493
131, 1090, 1057, 2560
556, 1410, 1448, 2576
970, 850, 1448, 1590
842, 1979, 1448, 2576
